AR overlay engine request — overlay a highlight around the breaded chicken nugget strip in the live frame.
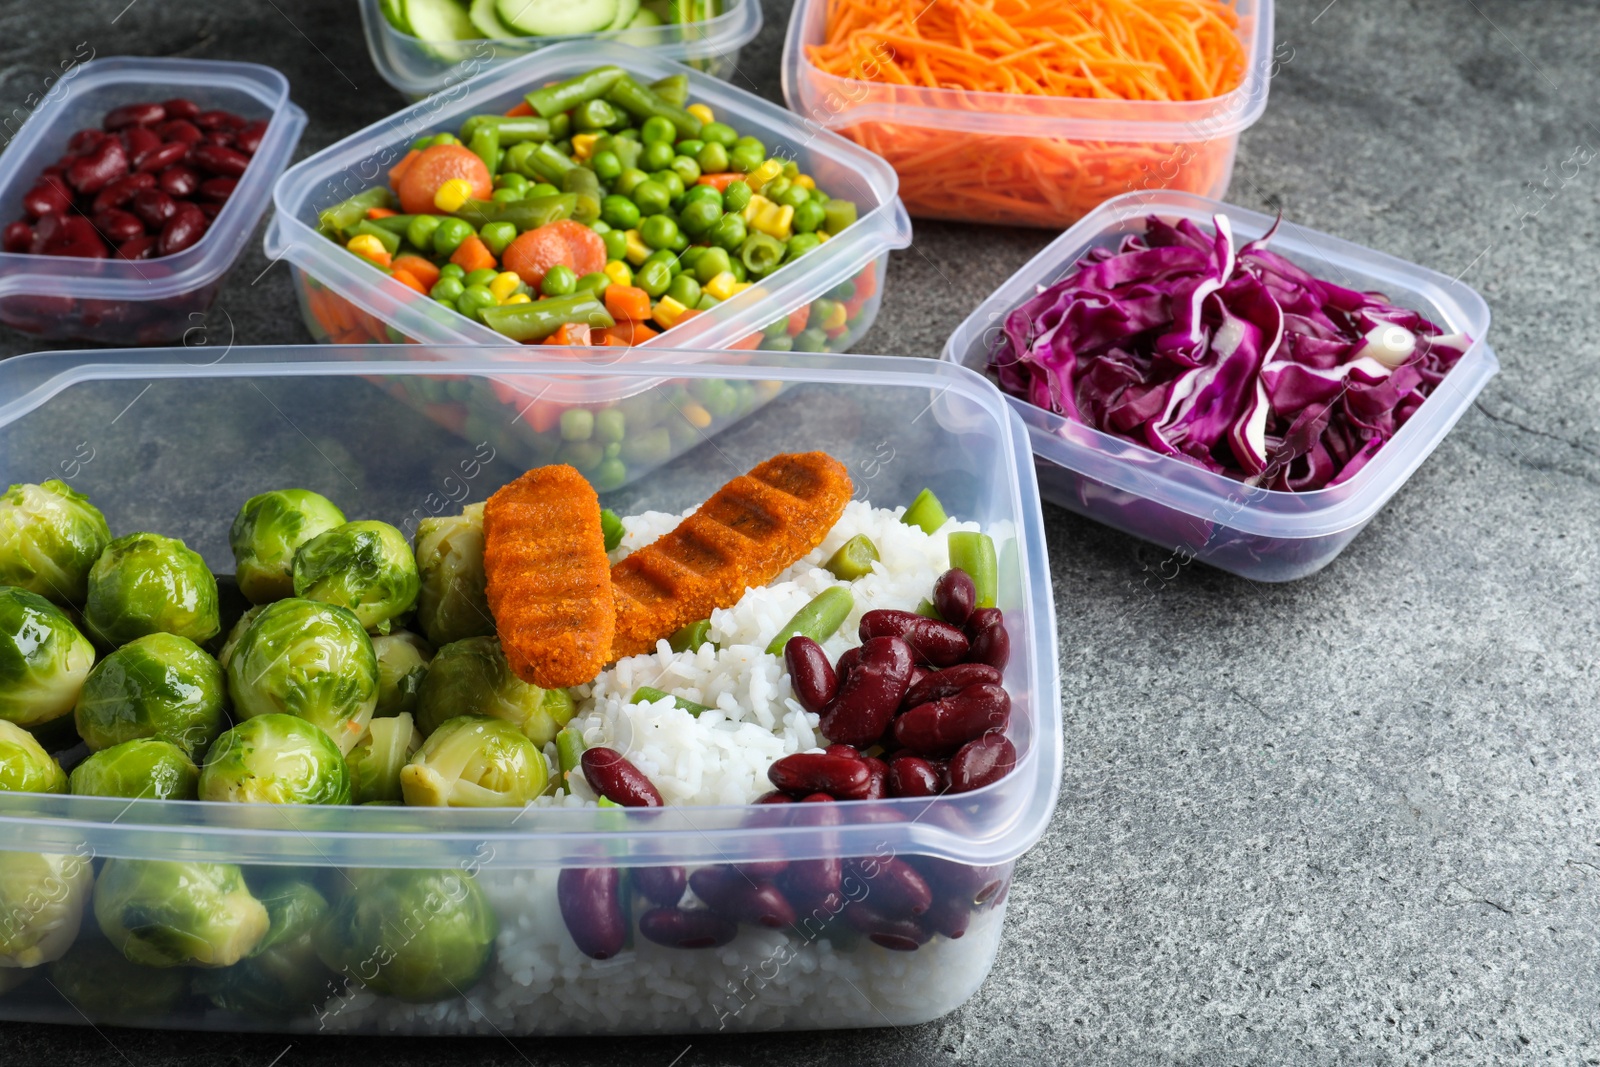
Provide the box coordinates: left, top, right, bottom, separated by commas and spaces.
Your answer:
610, 452, 852, 660
483, 465, 614, 688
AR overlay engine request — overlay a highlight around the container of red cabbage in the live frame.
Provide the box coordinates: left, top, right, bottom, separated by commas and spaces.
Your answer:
943, 192, 1496, 582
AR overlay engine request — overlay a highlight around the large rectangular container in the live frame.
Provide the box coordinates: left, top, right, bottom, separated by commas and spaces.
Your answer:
943, 191, 1497, 581
0, 344, 1060, 1035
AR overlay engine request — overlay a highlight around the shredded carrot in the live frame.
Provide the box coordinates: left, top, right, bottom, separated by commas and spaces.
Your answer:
806, 0, 1249, 227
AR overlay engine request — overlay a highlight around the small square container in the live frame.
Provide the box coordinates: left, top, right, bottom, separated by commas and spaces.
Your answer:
266, 41, 911, 357
782, 0, 1274, 229
360, 0, 765, 101
0, 344, 1060, 1036
944, 191, 1498, 582
0, 57, 306, 344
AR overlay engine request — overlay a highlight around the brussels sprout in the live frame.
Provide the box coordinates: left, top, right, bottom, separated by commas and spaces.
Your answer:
199, 714, 353, 805
230, 489, 348, 605
415, 637, 574, 745
373, 630, 432, 719
93, 858, 270, 968
225, 598, 378, 754
83, 532, 221, 647
194, 876, 331, 1017
0, 721, 66, 794
347, 713, 421, 805
73, 632, 226, 758
316, 868, 495, 1003
0, 480, 112, 606
292, 521, 420, 635
69, 738, 199, 800
0, 586, 94, 729
0, 851, 93, 968
399, 716, 548, 808
47, 932, 191, 1020
414, 504, 493, 648
215, 604, 265, 671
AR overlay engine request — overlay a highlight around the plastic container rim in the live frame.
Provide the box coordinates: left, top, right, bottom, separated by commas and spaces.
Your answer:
942, 190, 1498, 539
0, 346, 1062, 871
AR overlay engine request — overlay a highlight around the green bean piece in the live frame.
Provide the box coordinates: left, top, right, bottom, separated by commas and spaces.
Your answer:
605, 77, 703, 139
352, 219, 400, 256
648, 74, 690, 108
948, 532, 998, 610
563, 167, 603, 223
902, 488, 947, 534
668, 619, 714, 653
915, 598, 942, 620
473, 193, 577, 231
524, 141, 578, 183
480, 294, 615, 342
468, 126, 500, 173
823, 199, 859, 234
740, 232, 785, 277
600, 508, 625, 552
367, 213, 416, 233
609, 136, 642, 172
630, 686, 710, 717
556, 727, 587, 779
764, 586, 854, 656
463, 115, 551, 144
824, 534, 880, 581
317, 186, 393, 236
525, 65, 627, 118
572, 98, 621, 131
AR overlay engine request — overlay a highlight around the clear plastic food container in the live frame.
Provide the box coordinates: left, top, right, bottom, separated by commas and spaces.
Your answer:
266, 41, 910, 357
782, 0, 1274, 229
0, 57, 306, 344
360, 0, 764, 100
944, 191, 1497, 582
0, 344, 1059, 1036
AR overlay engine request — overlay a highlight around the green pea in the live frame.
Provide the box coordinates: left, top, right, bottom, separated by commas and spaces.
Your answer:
601, 194, 641, 229
792, 198, 826, 234
595, 457, 627, 491
762, 317, 790, 340
615, 167, 649, 196
406, 214, 443, 250
478, 221, 517, 257
491, 187, 523, 204
432, 217, 474, 257
495, 172, 529, 192
590, 219, 613, 235
601, 229, 629, 262
670, 155, 701, 185
709, 212, 747, 252
632, 179, 672, 217
678, 246, 707, 271
787, 233, 822, 259
700, 122, 738, 147
641, 140, 675, 171
734, 135, 765, 155
457, 285, 496, 320
438, 262, 465, 280
635, 259, 672, 298
763, 177, 791, 201
763, 334, 794, 352
728, 143, 764, 174
640, 214, 680, 250
828, 279, 857, 301
529, 182, 561, 199
596, 407, 626, 443
679, 197, 722, 236
561, 409, 594, 441
727, 257, 747, 282
681, 183, 721, 206
696, 142, 729, 174
591, 150, 623, 183
782, 160, 800, 179
676, 138, 705, 156
640, 115, 677, 145
795, 326, 829, 353
777, 184, 811, 209
643, 249, 680, 277
722, 180, 752, 213
575, 271, 611, 297
428, 132, 459, 148
463, 267, 498, 289
651, 170, 685, 200
693, 247, 732, 283
541, 265, 578, 297
430, 276, 465, 303
666, 273, 701, 307
666, 228, 689, 253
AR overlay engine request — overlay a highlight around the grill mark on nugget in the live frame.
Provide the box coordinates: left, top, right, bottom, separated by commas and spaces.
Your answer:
483, 464, 614, 688
610, 452, 852, 660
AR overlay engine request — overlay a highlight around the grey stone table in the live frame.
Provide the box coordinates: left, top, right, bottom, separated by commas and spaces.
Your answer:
3, 0, 1598, 1063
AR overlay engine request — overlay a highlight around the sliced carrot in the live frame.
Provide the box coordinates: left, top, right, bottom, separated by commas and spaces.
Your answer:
387, 149, 421, 187
786, 305, 810, 336
392, 253, 441, 291
696, 173, 743, 192
501, 221, 605, 287
397, 143, 493, 215
389, 268, 428, 294
449, 235, 497, 273
367, 207, 398, 220
604, 285, 652, 323
504, 101, 535, 117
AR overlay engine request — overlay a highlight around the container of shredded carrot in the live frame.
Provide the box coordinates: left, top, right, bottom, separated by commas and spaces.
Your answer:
782, 0, 1275, 229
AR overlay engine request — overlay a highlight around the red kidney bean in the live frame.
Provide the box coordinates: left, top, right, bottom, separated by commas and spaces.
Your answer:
104, 102, 165, 130
92, 209, 145, 245
156, 203, 207, 256
861, 757, 888, 800
157, 164, 199, 198
581, 746, 663, 807
90, 171, 156, 214
844, 902, 930, 951
136, 141, 189, 174
823, 744, 860, 760
905, 664, 929, 694
800, 792, 834, 803
122, 125, 162, 164
235, 120, 268, 155
767, 752, 870, 800
202, 130, 235, 148
859, 610, 969, 668
638, 907, 737, 949
689, 867, 796, 929
194, 108, 237, 130
198, 202, 222, 220
161, 98, 199, 120
28, 214, 61, 254
2, 221, 31, 253
887, 754, 943, 798
947, 732, 1016, 793
847, 856, 932, 919
784, 635, 837, 717
903, 663, 1004, 710
893, 683, 1011, 756
190, 143, 249, 177
817, 636, 914, 747
965, 608, 1009, 670
116, 234, 157, 260
66, 137, 129, 194
157, 119, 203, 144
834, 646, 862, 680
132, 189, 177, 228
753, 790, 794, 804
933, 568, 977, 627
46, 216, 108, 259
199, 177, 237, 202
906, 856, 1007, 904
920, 893, 971, 940
556, 867, 627, 960
734, 858, 790, 881
66, 128, 106, 155
21, 183, 72, 219
631, 865, 686, 907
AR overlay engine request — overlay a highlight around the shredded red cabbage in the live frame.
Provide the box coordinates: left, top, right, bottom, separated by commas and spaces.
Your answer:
989, 214, 1473, 491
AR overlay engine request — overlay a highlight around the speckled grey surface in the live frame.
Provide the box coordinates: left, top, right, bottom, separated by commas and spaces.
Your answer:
3, 0, 1600, 1063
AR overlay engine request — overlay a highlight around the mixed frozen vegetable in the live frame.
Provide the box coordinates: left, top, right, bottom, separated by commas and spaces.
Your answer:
380, 0, 726, 42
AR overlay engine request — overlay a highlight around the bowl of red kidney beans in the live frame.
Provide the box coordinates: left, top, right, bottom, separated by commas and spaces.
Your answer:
0, 57, 304, 344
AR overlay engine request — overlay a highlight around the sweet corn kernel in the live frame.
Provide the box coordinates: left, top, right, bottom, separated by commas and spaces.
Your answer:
821, 301, 848, 330
433, 178, 474, 212
681, 401, 712, 428
503, 293, 532, 305
346, 234, 388, 263
730, 281, 752, 294
488, 271, 522, 301
687, 103, 715, 125
623, 229, 652, 265
741, 194, 774, 224
604, 260, 634, 287
794, 174, 815, 191
747, 159, 783, 192
816, 231, 831, 243
571, 133, 600, 160
751, 204, 794, 240
653, 295, 689, 328
704, 271, 741, 300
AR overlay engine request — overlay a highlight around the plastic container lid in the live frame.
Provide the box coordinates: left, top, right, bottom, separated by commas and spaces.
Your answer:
266, 41, 912, 359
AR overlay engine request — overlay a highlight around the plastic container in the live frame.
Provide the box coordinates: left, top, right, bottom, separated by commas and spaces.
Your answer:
944, 191, 1497, 581
0, 344, 1059, 1035
0, 57, 306, 344
782, 0, 1274, 229
360, 0, 764, 100
266, 41, 910, 357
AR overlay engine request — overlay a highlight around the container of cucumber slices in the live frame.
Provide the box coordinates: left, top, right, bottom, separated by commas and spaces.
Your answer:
362, 0, 763, 100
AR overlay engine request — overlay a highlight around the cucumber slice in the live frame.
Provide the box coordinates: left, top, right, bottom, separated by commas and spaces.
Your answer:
496, 0, 617, 35
379, 0, 413, 33
469, 0, 517, 37
404, 0, 476, 40
606, 0, 640, 30
627, 6, 663, 27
